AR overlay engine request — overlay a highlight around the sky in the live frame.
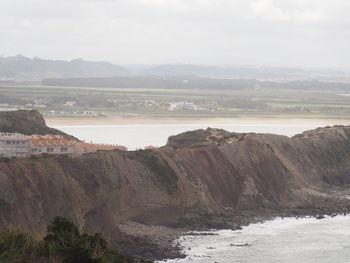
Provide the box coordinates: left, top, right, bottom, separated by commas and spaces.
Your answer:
1, 0, 350, 69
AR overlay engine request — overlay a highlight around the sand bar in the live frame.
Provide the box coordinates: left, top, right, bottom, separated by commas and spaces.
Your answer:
46, 116, 350, 127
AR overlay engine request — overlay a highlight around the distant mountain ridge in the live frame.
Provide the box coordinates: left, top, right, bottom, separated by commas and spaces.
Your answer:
0, 55, 129, 80
137, 64, 349, 81
1, 55, 348, 81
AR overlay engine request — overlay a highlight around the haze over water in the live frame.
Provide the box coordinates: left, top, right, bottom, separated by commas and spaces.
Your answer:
54, 124, 319, 150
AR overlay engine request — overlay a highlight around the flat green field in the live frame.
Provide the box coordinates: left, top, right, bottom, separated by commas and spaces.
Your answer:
2, 84, 350, 119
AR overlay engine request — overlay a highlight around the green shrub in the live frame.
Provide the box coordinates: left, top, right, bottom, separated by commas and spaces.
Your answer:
0, 217, 152, 263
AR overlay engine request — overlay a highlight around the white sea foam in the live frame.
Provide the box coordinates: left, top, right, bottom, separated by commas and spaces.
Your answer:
160, 215, 350, 263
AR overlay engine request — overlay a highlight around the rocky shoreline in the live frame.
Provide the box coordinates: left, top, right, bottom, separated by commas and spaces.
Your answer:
119, 202, 350, 261
158, 213, 350, 262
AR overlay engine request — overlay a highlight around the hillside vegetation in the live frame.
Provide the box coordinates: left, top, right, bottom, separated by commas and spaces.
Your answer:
0, 217, 150, 263
0, 110, 76, 140
3, 77, 350, 119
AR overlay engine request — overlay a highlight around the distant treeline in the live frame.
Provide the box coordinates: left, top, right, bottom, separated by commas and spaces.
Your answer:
42, 77, 257, 90
262, 80, 350, 91
42, 76, 350, 91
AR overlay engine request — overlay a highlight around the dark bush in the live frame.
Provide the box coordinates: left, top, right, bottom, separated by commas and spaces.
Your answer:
0, 217, 152, 263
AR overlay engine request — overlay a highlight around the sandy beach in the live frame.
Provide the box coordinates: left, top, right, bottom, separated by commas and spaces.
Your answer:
46, 116, 350, 127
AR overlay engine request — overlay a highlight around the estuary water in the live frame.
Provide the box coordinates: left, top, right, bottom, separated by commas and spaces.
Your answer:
54, 124, 318, 150
161, 215, 350, 263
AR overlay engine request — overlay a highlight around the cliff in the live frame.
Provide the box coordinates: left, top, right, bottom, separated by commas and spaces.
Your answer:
0, 110, 77, 140
1, 112, 350, 260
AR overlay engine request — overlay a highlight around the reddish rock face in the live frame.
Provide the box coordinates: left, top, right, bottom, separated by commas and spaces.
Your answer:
1, 124, 350, 256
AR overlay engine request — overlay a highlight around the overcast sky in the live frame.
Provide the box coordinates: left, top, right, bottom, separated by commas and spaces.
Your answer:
1, 0, 350, 69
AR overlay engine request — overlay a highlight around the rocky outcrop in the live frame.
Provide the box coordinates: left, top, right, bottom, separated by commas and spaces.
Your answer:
1, 117, 350, 259
0, 110, 77, 140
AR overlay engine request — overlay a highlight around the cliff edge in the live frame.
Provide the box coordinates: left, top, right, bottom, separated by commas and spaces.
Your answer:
0, 110, 77, 140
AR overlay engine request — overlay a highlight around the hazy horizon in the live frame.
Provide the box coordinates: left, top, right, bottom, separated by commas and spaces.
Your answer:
2, 0, 350, 70
1, 54, 349, 73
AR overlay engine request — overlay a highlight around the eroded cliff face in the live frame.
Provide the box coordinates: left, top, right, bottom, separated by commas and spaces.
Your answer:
1, 125, 350, 258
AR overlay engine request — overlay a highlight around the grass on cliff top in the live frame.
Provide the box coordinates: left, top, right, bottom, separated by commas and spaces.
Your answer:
0, 217, 152, 263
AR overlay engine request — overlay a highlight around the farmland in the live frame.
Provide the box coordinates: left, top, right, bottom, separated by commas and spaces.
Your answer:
1, 77, 350, 119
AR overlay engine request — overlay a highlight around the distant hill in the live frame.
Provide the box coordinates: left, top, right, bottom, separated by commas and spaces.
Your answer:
1, 55, 348, 82
138, 64, 349, 82
0, 55, 129, 80
0, 109, 78, 140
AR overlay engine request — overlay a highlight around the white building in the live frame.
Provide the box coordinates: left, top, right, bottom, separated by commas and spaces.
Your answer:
64, 101, 77, 107
0, 133, 127, 158
168, 101, 198, 111
0, 133, 30, 157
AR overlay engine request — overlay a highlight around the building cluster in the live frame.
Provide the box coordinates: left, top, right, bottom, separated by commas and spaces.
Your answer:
0, 103, 18, 112
0, 132, 126, 158
168, 101, 211, 112
168, 101, 198, 111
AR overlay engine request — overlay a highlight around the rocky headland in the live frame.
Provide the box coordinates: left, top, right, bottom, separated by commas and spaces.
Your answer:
1, 110, 350, 261
0, 109, 77, 140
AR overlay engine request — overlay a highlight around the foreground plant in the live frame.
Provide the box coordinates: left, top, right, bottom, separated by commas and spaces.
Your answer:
0, 217, 151, 263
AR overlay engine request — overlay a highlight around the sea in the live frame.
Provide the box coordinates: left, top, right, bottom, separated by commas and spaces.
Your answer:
53, 123, 350, 263
53, 124, 319, 150
159, 215, 350, 263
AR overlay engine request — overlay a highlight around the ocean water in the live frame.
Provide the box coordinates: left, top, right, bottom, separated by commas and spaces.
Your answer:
53, 124, 318, 150
160, 215, 350, 263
